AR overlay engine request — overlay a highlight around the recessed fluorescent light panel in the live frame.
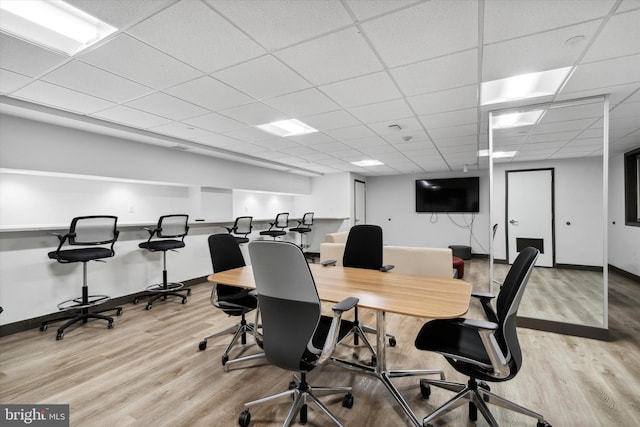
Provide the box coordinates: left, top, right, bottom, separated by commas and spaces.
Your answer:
478, 150, 517, 158
481, 67, 572, 106
351, 160, 384, 167
491, 110, 544, 129
256, 119, 318, 137
0, 0, 117, 55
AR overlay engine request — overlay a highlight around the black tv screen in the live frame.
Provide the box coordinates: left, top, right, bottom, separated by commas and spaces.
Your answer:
416, 177, 479, 213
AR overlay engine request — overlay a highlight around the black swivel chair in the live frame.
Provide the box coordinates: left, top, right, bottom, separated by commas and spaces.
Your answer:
226, 216, 253, 244
239, 240, 357, 427
259, 212, 289, 240
340, 225, 396, 362
134, 214, 191, 310
289, 212, 314, 249
415, 247, 551, 427
40, 215, 123, 340
199, 233, 263, 368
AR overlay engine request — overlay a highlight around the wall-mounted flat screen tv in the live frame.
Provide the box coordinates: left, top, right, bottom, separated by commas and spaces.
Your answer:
415, 177, 480, 213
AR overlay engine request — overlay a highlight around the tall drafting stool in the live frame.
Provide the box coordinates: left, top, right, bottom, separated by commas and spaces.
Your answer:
226, 216, 253, 244
40, 215, 123, 340
289, 212, 314, 251
259, 212, 289, 240
134, 214, 191, 310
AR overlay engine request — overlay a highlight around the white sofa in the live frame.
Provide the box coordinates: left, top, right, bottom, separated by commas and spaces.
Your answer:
320, 234, 454, 278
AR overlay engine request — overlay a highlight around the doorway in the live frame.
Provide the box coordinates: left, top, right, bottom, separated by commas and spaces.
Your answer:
506, 168, 555, 267
354, 179, 366, 226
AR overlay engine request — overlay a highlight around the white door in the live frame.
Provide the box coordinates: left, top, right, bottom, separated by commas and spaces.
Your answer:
354, 180, 366, 225
506, 169, 554, 267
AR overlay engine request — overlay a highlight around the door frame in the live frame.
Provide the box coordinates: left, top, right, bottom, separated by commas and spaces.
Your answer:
505, 167, 556, 266
354, 179, 366, 226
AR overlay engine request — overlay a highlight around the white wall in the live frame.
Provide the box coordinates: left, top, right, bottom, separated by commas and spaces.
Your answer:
609, 152, 640, 276
366, 171, 490, 252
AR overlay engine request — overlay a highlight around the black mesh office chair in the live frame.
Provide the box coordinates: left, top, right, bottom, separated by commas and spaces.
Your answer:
40, 215, 123, 340
289, 212, 314, 249
340, 225, 396, 362
239, 240, 357, 427
415, 247, 551, 427
134, 214, 191, 310
226, 216, 253, 244
199, 234, 263, 368
259, 212, 289, 240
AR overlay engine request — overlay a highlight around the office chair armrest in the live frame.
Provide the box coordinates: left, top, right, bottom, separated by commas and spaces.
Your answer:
50, 232, 73, 252
321, 259, 337, 266
458, 318, 498, 331
380, 264, 395, 272
471, 291, 499, 323
224, 226, 233, 233
471, 291, 495, 301
142, 227, 159, 239
332, 297, 359, 314
317, 297, 359, 364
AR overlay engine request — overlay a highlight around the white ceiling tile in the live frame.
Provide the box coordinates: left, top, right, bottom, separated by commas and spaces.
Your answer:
183, 113, 247, 133
420, 108, 478, 130
482, 21, 601, 81
213, 55, 310, 100
13, 81, 115, 114
407, 85, 478, 116
277, 27, 383, 85
149, 122, 212, 139
80, 34, 202, 89
325, 125, 376, 141
348, 99, 414, 123
164, 76, 253, 112
287, 132, 336, 145
392, 49, 478, 96
429, 123, 477, 139
0, 34, 68, 77
67, 0, 175, 28
126, 92, 209, 121
367, 117, 423, 136
92, 105, 172, 128
223, 126, 275, 142
219, 102, 288, 126
319, 72, 401, 108
582, 10, 640, 63
361, 0, 478, 68
208, 0, 353, 51
617, 0, 640, 12
42, 61, 153, 103
345, 0, 419, 20
129, 1, 265, 73
561, 54, 640, 93
483, 0, 616, 44
266, 89, 339, 117
300, 110, 361, 131
0, 69, 32, 94
192, 133, 240, 148
252, 138, 301, 151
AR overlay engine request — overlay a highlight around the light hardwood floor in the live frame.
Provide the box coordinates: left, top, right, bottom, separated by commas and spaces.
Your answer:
1, 260, 638, 426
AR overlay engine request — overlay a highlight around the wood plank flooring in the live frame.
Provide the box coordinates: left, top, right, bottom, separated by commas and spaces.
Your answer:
1, 260, 639, 426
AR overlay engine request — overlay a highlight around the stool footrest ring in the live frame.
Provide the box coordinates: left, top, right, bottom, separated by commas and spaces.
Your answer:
57, 295, 111, 311
145, 282, 184, 293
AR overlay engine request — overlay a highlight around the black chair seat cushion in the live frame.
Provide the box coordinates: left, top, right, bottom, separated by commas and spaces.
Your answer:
415, 318, 493, 370
289, 227, 311, 233
234, 236, 250, 244
139, 240, 185, 251
48, 247, 114, 263
217, 286, 258, 315
260, 230, 287, 237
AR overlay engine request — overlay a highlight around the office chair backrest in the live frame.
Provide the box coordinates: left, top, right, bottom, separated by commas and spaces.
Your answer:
301, 212, 314, 226
69, 216, 118, 245
249, 240, 321, 372
343, 224, 383, 270
496, 246, 539, 375
274, 212, 289, 228
209, 233, 246, 273
157, 214, 189, 238
233, 216, 253, 235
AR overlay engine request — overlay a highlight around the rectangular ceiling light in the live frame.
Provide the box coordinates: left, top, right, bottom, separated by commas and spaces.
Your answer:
478, 150, 517, 158
351, 159, 384, 167
491, 110, 545, 129
0, 0, 117, 55
256, 119, 318, 137
481, 67, 572, 106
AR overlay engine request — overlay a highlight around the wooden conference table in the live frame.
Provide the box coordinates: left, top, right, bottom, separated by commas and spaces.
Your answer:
208, 263, 472, 426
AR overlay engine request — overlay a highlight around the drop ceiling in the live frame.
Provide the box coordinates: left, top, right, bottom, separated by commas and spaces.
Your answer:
1, 0, 639, 177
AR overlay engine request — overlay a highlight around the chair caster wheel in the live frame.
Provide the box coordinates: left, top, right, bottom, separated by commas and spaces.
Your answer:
181, 298, 187, 304
187, 289, 192, 296
238, 410, 250, 427
420, 380, 431, 398
288, 381, 297, 390
221, 354, 229, 366
116, 308, 123, 316
56, 332, 64, 340
40, 324, 48, 332
133, 297, 140, 304
389, 337, 397, 347
342, 393, 354, 408
300, 404, 307, 424
146, 303, 152, 310
370, 355, 377, 366
107, 322, 114, 329
199, 341, 207, 351
537, 422, 552, 427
